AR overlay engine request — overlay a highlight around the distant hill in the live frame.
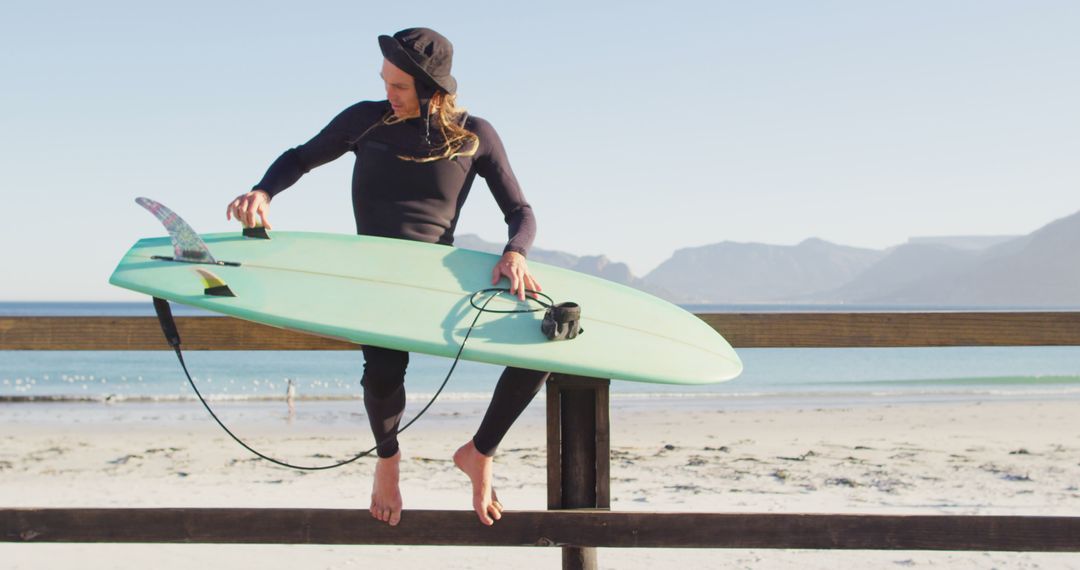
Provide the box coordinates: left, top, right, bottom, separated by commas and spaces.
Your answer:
641, 238, 884, 304
455, 209, 1080, 307
805, 243, 981, 303
905, 235, 1016, 251
870, 210, 1080, 306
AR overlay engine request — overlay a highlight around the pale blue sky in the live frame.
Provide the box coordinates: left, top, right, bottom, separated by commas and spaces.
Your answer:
2, 1, 1078, 300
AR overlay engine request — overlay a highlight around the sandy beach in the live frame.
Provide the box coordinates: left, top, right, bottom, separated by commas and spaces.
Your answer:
2, 397, 1079, 569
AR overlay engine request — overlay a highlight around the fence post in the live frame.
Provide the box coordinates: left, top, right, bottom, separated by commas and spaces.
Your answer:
547, 374, 611, 570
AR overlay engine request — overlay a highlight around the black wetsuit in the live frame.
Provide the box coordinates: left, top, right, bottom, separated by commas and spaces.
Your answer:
254, 100, 549, 458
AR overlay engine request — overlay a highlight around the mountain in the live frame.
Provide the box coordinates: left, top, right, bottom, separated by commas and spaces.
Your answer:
455, 209, 1080, 307
641, 238, 885, 304
873, 210, 1080, 306
806, 242, 982, 303
904, 235, 1017, 251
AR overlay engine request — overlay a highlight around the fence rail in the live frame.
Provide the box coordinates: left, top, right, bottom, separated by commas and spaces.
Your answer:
3, 312, 1080, 350
4, 509, 1079, 551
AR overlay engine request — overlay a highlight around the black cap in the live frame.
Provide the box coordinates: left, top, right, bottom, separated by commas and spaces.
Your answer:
378, 28, 457, 95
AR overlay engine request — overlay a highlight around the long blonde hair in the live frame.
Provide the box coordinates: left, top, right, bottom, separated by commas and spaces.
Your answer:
383, 92, 480, 162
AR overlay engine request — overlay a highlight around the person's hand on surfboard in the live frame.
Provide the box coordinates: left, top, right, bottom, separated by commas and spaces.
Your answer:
226, 189, 273, 230
492, 251, 541, 301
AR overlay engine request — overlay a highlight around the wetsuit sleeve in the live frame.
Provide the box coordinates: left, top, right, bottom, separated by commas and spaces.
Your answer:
253, 103, 378, 199
472, 120, 537, 257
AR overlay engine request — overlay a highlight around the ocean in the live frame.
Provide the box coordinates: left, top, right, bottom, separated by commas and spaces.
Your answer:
3, 302, 1079, 410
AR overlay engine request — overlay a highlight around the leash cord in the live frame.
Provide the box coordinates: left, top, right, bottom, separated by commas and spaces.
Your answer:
156, 287, 546, 471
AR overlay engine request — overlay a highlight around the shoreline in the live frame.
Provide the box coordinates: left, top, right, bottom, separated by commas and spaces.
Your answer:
2, 384, 1080, 416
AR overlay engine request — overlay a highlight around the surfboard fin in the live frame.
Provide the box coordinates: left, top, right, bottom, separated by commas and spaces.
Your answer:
135, 197, 219, 264
194, 268, 236, 297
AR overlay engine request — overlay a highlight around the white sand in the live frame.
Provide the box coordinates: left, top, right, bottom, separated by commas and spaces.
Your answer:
2, 398, 1079, 569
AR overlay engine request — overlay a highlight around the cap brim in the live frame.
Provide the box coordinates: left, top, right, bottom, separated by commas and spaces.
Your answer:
378, 35, 457, 94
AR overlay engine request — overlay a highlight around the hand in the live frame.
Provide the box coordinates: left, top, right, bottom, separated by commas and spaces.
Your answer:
226, 189, 273, 230
491, 251, 541, 301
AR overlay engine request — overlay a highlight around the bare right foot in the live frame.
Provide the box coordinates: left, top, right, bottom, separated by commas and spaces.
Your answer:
370, 451, 403, 526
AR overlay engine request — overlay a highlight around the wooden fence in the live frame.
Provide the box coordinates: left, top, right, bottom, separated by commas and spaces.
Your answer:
2, 312, 1079, 569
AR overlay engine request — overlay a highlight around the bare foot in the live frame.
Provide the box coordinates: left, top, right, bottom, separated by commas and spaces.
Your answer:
453, 440, 503, 525
370, 451, 403, 526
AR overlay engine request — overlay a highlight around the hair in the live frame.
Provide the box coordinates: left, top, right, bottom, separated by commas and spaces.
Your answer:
383, 92, 480, 162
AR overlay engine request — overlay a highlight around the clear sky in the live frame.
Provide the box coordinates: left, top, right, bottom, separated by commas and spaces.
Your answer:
2, 1, 1078, 300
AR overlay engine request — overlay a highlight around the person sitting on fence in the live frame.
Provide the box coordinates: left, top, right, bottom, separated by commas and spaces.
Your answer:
226, 27, 548, 527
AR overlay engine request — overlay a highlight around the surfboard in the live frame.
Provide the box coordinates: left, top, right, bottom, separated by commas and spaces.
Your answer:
108, 199, 742, 385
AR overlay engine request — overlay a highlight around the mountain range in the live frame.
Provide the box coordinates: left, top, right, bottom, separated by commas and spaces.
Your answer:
456, 209, 1080, 307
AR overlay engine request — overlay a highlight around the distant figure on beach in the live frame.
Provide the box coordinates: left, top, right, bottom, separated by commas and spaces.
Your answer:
226, 28, 547, 527
285, 378, 296, 418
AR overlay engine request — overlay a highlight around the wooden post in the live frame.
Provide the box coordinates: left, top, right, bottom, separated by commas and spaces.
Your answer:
547, 374, 611, 570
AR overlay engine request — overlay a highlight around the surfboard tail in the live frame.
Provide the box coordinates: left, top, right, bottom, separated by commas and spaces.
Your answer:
134, 197, 240, 297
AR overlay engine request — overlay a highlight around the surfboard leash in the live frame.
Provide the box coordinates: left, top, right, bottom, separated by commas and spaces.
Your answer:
151, 288, 558, 471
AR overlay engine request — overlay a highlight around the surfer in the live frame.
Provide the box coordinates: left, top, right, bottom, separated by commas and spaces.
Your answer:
226, 28, 549, 527
285, 378, 296, 419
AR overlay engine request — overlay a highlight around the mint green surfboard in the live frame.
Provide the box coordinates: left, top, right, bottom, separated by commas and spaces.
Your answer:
109, 200, 741, 385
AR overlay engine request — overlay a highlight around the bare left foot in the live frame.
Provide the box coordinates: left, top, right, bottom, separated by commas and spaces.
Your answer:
453, 440, 502, 525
